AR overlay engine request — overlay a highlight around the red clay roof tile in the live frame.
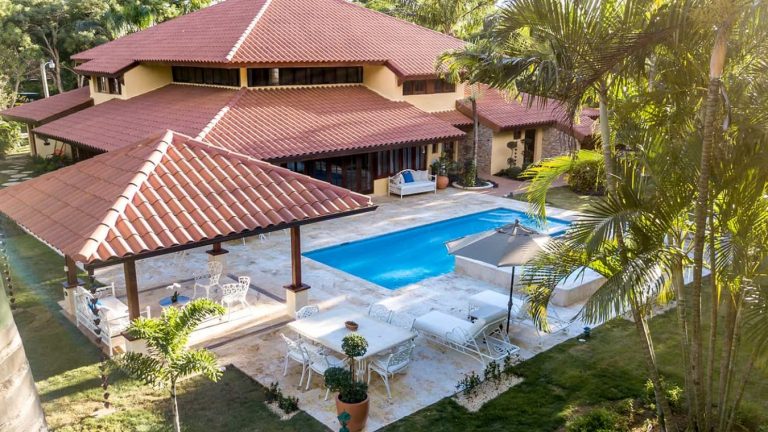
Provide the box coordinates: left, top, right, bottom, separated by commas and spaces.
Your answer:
0, 130, 374, 264
72, 0, 463, 78
0, 87, 93, 124
35, 84, 465, 159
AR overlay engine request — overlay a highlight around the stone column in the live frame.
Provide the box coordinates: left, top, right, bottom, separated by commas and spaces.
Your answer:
61, 255, 83, 318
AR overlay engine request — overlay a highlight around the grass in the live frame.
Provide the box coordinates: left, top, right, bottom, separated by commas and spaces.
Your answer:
512, 185, 603, 213
1, 156, 328, 432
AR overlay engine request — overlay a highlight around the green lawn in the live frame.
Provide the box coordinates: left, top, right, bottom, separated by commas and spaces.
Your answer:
1, 156, 328, 432
512, 185, 603, 213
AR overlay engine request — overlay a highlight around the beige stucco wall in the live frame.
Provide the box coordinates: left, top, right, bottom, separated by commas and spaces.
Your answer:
490, 130, 518, 174
373, 177, 389, 196
90, 64, 172, 104
363, 65, 464, 112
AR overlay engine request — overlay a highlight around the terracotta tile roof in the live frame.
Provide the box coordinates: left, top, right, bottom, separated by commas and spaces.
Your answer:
34, 85, 238, 151
73, 0, 266, 75
73, 0, 464, 78
457, 85, 596, 141
432, 110, 472, 127
34, 84, 465, 159
204, 86, 466, 160
0, 130, 374, 264
0, 88, 93, 125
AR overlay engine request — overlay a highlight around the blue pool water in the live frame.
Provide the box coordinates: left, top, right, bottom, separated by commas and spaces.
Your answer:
304, 208, 571, 290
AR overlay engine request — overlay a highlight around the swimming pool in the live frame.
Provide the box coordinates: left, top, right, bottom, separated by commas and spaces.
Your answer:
304, 207, 571, 290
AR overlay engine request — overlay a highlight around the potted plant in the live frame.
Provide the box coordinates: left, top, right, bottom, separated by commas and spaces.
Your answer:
430, 157, 450, 190
324, 333, 369, 432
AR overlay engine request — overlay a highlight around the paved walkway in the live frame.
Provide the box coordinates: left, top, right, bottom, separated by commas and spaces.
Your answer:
479, 175, 568, 198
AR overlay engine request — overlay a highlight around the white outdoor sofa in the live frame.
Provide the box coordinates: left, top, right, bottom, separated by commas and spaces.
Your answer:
388, 169, 436, 198
414, 310, 520, 365
74, 285, 149, 355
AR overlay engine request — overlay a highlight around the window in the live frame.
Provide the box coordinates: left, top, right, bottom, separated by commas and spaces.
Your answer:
403, 78, 456, 95
172, 66, 240, 87
95, 76, 122, 95
373, 146, 428, 179
403, 80, 427, 95
247, 67, 363, 87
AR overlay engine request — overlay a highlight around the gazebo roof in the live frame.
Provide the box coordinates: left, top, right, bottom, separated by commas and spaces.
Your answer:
0, 130, 375, 266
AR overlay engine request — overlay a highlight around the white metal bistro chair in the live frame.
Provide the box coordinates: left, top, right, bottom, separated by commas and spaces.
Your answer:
192, 261, 223, 299
220, 279, 250, 320
389, 312, 417, 333
367, 341, 416, 399
367, 303, 392, 323
296, 304, 320, 319
280, 333, 312, 387
305, 348, 347, 400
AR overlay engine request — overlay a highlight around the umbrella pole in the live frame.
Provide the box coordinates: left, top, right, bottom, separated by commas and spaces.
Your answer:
506, 267, 515, 333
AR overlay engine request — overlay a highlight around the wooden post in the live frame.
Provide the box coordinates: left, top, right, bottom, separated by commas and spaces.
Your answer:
290, 227, 302, 287
284, 226, 310, 317
123, 260, 140, 321
27, 125, 38, 157
64, 255, 79, 287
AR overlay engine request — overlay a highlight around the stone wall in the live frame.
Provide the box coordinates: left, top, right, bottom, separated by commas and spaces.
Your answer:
460, 124, 494, 175
540, 127, 579, 159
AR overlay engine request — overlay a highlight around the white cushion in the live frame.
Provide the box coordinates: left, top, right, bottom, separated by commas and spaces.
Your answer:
414, 311, 480, 340
413, 170, 429, 182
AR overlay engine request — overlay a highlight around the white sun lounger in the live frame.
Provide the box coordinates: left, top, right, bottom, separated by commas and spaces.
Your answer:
469, 290, 573, 339
413, 310, 520, 365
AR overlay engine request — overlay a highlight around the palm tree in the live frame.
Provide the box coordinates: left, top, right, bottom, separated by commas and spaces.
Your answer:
362, 0, 496, 39
0, 263, 48, 432
113, 299, 225, 432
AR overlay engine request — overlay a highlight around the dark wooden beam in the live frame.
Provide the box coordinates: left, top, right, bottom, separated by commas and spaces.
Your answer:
83, 205, 377, 270
64, 255, 79, 288
123, 260, 140, 321
290, 226, 302, 288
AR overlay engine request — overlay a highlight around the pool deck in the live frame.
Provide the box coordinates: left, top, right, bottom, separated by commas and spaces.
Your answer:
94, 188, 590, 431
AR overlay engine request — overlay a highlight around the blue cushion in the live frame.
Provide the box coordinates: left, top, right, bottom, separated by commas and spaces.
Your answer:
402, 171, 414, 183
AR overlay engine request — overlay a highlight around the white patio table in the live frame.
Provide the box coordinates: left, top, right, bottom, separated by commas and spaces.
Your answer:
287, 307, 416, 377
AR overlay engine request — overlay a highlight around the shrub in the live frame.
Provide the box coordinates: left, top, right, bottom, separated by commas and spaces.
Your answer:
495, 166, 523, 179
461, 161, 477, 187
644, 378, 684, 413
455, 370, 481, 398
0, 120, 22, 158
483, 360, 502, 387
31, 154, 72, 174
567, 159, 605, 195
277, 394, 299, 414
265, 382, 280, 404
566, 408, 629, 432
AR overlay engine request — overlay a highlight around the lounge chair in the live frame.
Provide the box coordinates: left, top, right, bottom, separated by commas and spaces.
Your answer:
414, 310, 519, 365
469, 290, 573, 341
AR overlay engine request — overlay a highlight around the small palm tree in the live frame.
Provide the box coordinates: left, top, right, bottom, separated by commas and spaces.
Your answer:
113, 298, 225, 432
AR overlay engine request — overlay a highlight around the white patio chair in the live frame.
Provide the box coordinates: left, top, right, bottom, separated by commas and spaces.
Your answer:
368, 303, 392, 323
305, 348, 347, 400
192, 261, 223, 299
367, 341, 416, 399
296, 304, 320, 319
389, 312, 416, 333
220, 280, 249, 319
280, 333, 311, 387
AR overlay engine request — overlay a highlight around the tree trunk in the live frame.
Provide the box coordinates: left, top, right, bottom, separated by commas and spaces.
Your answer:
471, 96, 479, 168
691, 23, 730, 430
171, 381, 181, 432
671, 253, 695, 427
597, 84, 615, 193
717, 289, 742, 432
630, 300, 677, 432
704, 203, 719, 431
0, 274, 48, 431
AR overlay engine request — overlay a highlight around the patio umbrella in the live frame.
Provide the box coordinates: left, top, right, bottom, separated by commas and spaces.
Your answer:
446, 220, 551, 332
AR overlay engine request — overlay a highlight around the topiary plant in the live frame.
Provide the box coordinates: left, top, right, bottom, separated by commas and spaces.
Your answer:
325, 333, 369, 404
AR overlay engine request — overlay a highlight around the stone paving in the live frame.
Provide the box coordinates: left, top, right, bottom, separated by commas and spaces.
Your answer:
94, 188, 592, 431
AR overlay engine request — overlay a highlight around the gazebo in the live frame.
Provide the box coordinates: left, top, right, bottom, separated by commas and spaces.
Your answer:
0, 130, 376, 320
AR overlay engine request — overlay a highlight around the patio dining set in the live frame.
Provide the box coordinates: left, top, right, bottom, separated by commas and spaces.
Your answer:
282, 303, 419, 400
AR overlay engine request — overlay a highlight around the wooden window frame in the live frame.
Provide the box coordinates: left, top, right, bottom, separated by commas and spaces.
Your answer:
172, 66, 240, 87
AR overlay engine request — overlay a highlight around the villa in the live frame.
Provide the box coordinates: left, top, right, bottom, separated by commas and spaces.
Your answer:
1, 0, 596, 195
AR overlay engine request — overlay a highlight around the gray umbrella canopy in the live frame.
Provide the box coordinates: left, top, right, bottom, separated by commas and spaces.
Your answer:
447, 220, 552, 332
446, 221, 551, 268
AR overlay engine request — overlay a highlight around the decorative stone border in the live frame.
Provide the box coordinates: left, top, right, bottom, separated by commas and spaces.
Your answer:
451, 181, 494, 191
453, 374, 523, 412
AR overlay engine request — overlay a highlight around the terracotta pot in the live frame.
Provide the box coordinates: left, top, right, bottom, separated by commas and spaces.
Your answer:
335, 395, 369, 432
436, 175, 450, 189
